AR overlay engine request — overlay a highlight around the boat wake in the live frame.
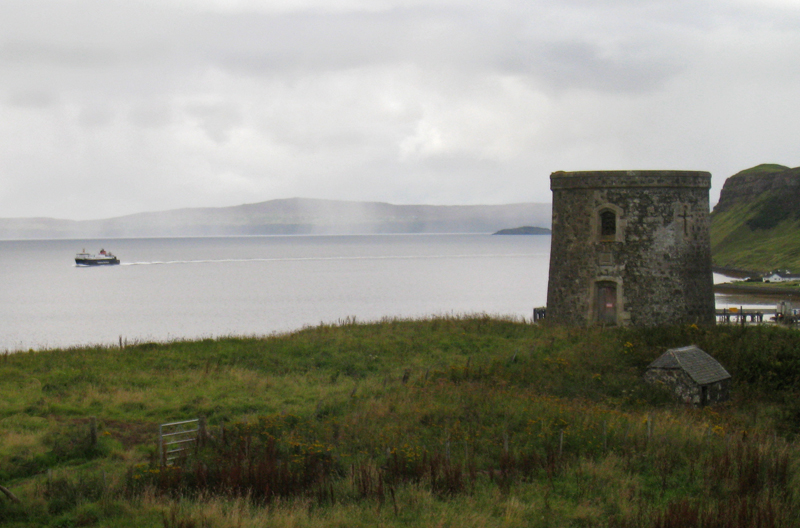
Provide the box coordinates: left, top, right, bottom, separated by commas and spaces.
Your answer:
120, 254, 541, 266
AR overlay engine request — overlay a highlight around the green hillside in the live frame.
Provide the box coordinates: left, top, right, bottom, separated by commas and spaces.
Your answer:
731, 163, 790, 177
711, 164, 800, 273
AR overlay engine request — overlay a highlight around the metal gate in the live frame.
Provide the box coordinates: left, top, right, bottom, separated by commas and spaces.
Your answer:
159, 419, 200, 466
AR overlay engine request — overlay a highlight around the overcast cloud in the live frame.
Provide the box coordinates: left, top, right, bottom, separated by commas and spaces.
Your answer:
1, 0, 799, 219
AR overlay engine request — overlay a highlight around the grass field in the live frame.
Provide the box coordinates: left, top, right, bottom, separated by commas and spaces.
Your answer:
3, 316, 800, 527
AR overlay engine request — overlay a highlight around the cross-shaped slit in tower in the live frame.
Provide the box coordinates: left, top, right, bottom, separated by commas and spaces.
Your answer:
680, 205, 689, 236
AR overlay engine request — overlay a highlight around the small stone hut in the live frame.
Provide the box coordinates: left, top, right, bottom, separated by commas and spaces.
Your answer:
644, 345, 731, 406
546, 170, 715, 326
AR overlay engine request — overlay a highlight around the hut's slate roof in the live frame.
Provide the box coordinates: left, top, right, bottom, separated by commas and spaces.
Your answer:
647, 345, 731, 385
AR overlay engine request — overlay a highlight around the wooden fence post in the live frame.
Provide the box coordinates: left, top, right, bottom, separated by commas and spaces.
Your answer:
198, 415, 207, 447
159, 423, 165, 465
0, 485, 21, 504
89, 417, 98, 448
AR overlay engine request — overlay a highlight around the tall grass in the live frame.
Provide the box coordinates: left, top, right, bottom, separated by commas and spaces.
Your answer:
3, 316, 800, 526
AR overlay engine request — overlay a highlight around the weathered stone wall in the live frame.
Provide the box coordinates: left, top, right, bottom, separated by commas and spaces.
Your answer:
644, 368, 700, 404
546, 170, 715, 327
644, 369, 730, 406
707, 379, 730, 404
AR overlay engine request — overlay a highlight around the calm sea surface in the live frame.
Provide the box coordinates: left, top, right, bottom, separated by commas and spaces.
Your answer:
0, 234, 767, 352
0, 235, 551, 352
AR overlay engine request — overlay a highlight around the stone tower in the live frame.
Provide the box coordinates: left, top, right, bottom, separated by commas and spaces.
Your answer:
546, 170, 715, 327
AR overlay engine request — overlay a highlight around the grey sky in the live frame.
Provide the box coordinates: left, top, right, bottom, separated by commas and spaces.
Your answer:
1, 0, 799, 220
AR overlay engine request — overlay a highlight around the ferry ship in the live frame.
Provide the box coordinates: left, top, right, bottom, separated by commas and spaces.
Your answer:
75, 249, 120, 266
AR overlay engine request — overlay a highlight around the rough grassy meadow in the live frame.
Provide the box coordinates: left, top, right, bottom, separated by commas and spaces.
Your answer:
3, 316, 800, 527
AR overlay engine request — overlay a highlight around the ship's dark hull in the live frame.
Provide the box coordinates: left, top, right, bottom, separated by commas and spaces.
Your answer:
75, 258, 120, 266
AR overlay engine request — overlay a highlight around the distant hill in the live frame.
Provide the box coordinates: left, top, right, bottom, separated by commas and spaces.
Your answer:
0, 198, 552, 239
711, 164, 800, 273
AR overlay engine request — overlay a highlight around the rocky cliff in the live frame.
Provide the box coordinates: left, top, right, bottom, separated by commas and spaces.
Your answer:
713, 164, 799, 213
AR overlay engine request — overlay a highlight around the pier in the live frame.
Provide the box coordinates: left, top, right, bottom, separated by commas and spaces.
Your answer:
534, 306, 795, 326
716, 307, 770, 325
717, 300, 799, 326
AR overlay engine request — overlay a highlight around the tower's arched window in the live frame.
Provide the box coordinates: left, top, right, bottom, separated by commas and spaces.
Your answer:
600, 210, 616, 239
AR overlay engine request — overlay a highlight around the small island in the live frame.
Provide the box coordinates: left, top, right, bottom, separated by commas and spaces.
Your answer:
492, 225, 551, 235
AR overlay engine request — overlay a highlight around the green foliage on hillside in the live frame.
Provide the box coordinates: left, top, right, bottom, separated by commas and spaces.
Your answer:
711, 164, 800, 272
3, 317, 800, 527
733, 163, 789, 177
711, 197, 800, 272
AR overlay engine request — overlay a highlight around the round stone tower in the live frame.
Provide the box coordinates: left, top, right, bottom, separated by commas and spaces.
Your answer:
546, 170, 715, 327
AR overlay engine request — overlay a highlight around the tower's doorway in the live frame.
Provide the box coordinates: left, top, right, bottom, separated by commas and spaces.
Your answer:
595, 281, 617, 325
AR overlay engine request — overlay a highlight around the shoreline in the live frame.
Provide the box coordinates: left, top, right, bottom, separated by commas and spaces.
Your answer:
712, 266, 761, 278
713, 282, 800, 299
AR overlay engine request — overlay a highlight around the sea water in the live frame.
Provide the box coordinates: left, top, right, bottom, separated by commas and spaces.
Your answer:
0, 234, 768, 352
0, 234, 550, 351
